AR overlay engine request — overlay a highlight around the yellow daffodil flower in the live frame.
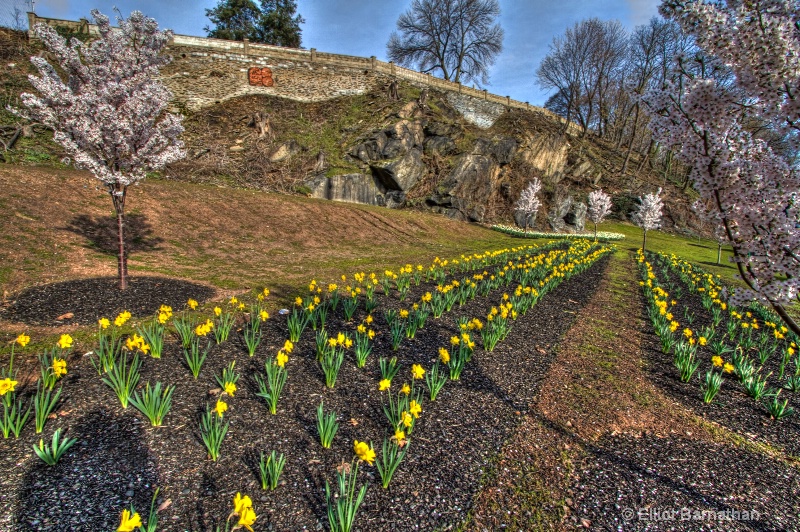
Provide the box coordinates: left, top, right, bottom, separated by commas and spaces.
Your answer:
711, 356, 723, 367
276, 351, 288, 368
52, 358, 67, 378
224, 382, 236, 396
409, 400, 422, 418
214, 306, 222, 317
439, 347, 450, 364
214, 399, 228, 418
57, 334, 73, 350
187, 299, 198, 310
401, 411, 413, 428
401, 383, 410, 395
259, 310, 269, 322
283, 339, 294, 353
117, 509, 142, 532
0, 378, 18, 396
233, 492, 253, 517
353, 440, 375, 465
238, 505, 257, 531
411, 364, 425, 380
394, 429, 405, 442
723, 363, 734, 374
379, 379, 391, 391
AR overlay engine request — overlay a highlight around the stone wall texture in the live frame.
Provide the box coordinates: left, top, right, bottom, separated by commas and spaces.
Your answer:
28, 13, 566, 128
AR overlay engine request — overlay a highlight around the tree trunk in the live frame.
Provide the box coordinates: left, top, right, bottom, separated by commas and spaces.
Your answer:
110, 184, 128, 290
594, 222, 598, 242
642, 229, 647, 251
621, 103, 640, 175
717, 242, 722, 265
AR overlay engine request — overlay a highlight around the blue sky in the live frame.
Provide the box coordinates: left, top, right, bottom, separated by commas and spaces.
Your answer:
20, 0, 662, 106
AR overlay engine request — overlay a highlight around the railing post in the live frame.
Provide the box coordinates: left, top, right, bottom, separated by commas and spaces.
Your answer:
311, 48, 316, 61
243, 38, 250, 55
370, 55, 376, 70
483, 89, 487, 100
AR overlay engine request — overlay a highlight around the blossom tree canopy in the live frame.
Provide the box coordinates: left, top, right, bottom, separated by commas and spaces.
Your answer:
514, 178, 542, 230
587, 189, 612, 238
632, 187, 663, 250
643, 0, 800, 332
16, 10, 186, 289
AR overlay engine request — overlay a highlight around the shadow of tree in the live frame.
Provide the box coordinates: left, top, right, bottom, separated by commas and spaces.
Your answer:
15, 409, 159, 532
63, 213, 164, 255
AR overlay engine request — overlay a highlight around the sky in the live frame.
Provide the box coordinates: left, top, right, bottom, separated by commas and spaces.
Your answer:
8, 0, 662, 106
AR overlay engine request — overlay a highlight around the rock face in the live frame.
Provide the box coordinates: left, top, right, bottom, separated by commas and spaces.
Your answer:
547, 188, 587, 232
306, 174, 386, 206
514, 209, 535, 230
270, 140, 302, 162
371, 149, 426, 191
426, 136, 516, 222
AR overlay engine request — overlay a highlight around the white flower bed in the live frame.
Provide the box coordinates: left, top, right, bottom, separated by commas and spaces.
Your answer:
491, 224, 625, 241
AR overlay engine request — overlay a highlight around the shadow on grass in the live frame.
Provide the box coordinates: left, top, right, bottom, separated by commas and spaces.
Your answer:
15, 409, 159, 532
63, 213, 164, 256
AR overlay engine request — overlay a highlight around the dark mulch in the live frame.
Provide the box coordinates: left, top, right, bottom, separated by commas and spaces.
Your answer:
640, 253, 800, 458
1, 277, 217, 326
0, 254, 610, 532
571, 432, 800, 531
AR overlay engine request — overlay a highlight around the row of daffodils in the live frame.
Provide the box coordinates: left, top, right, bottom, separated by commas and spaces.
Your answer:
637, 249, 798, 419
1, 239, 613, 531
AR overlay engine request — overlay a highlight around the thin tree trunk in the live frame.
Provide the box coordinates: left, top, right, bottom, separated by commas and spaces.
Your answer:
110, 184, 128, 290
621, 104, 641, 175
642, 229, 647, 251
594, 222, 598, 242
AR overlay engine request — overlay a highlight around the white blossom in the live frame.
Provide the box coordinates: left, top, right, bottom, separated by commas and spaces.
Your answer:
587, 189, 612, 225
632, 187, 663, 232
643, 0, 800, 324
515, 178, 542, 220
17, 10, 185, 185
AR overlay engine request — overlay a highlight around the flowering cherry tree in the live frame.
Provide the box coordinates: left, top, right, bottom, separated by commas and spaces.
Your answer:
17, 10, 185, 289
643, 0, 800, 333
514, 178, 542, 231
587, 189, 612, 240
632, 188, 662, 251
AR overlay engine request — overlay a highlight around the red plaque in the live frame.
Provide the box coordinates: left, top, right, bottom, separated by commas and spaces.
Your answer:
248, 67, 274, 87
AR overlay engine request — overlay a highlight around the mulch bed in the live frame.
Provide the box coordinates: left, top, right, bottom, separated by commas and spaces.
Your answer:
1, 276, 217, 326
0, 253, 610, 532
640, 252, 800, 458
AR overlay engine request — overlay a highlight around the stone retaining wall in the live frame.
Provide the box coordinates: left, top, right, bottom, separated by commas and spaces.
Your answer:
27, 13, 567, 129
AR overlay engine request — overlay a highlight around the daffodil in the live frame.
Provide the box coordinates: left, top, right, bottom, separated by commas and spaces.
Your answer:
188, 298, 198, 310
117, 508, 142, 532
0, 378, 18, 396
225, 382, 237, 396
438, 347, 450, 364
214, 306, 222, 317
379, 378, 391, 391
401, 383, 410, 395
394, 429, 405, 442
411, 364, 425, 380
52, 358, 67, 378
259, 310, 269, 321
401, 411, 413, 428
276, 350, 288, 368
233, 492, 253, 517
723, 363, 734, 374
215, 399, 228, 418
57, 334, 73, 350
16, 333, 30, 347
354, 440, 375, 465
283, 339, 294, 353
238, 505, 257, 531
711, 355, 723, 367
409, 400, 422, 418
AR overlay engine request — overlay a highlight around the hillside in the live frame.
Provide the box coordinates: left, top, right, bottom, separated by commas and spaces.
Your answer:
0, 26, 707, 238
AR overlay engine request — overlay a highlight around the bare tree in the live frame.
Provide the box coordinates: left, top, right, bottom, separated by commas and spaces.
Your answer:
537, 18, 627, 138
387, 0, 503, 86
